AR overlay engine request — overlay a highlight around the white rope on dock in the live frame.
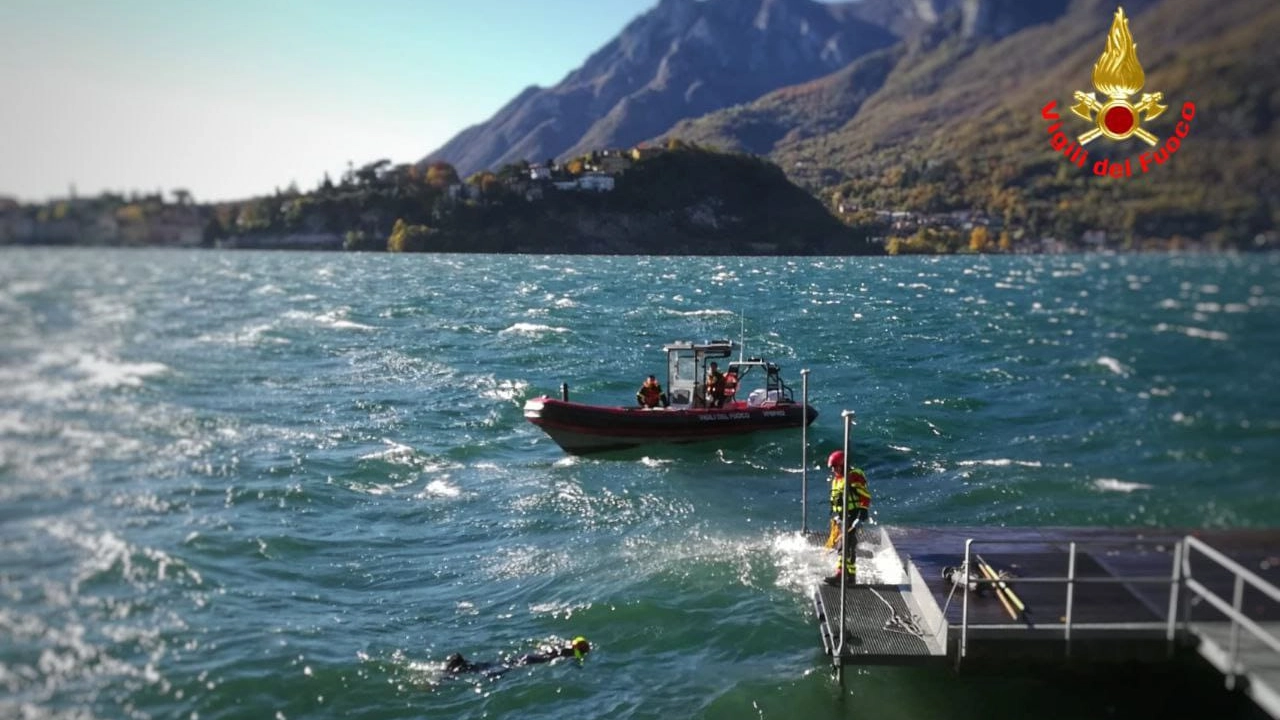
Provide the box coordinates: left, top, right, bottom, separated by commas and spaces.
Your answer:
869, 587, 926, 638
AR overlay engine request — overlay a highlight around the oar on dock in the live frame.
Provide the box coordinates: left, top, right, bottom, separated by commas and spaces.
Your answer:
976, 554, 1030, 625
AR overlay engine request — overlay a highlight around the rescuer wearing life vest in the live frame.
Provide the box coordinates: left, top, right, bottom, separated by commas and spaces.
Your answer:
636, 375, 669, 408
705, 362, 727, 408
824, 450, 871, 586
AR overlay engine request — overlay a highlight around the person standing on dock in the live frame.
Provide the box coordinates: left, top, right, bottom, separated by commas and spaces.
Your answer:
824, 450, 871, 586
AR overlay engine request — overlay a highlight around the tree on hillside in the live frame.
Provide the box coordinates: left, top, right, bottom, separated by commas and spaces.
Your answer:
116, 204, 145, 224
202, 216, 226, 245
355, 159, 391, 186
481, 174, 504, 198
425, 162, 460, 189
344, 229, 381, 251
236, 199, 276, 232
496, 161, 530, 182
464, 171, 502, 198
387, 218, 432, 252
968, 225, 990, 253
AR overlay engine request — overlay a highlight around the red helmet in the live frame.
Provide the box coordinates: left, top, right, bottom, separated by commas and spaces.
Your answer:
827, 450, 845, 469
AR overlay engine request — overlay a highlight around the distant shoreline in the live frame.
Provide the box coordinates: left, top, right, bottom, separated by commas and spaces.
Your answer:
4, 145, 1273, 256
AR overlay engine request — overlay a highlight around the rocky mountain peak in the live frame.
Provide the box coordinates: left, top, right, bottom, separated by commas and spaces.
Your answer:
423, 0, 897, 176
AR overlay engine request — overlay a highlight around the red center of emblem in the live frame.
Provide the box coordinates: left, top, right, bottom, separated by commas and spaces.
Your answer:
1104, 105, 1136, 136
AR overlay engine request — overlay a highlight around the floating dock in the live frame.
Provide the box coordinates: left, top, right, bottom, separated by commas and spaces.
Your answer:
810, 526, 1280, 718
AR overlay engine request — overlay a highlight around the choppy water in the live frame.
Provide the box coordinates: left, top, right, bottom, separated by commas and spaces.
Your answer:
1, 248, 1277, 720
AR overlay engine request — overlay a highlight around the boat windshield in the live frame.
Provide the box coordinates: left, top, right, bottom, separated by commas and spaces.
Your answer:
663, 340, 733, 409
668, 351, 696, 407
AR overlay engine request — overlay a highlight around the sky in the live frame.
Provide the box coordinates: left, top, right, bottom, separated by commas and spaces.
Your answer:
0, 0, 655, 203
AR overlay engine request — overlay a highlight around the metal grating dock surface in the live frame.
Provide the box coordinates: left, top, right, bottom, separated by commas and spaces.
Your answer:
814, 584, 934, 662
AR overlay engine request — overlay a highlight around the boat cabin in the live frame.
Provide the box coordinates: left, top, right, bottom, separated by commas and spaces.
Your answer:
661, 340, 797, 409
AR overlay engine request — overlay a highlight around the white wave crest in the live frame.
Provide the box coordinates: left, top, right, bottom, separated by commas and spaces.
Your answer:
1153, 323, 1230, 342
75, 355, 169, 388
5, 280, 46, 296
500, 322, 570, 336
198, 322, 289, 347
419, 478, 461, 499
1096, 356, 1131, 377
359, 440, 418, 465
660, 308, 735, 317
316, 310, 375, 330
1093, 478, 1152, 493
40, 518, 202, 588
957, 458, 1044, 468
283, 308, 375, 331
528, 600, 592, 619
477, 377, 529, 402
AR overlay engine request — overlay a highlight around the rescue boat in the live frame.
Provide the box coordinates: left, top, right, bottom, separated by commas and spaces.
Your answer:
523, 340, 818, 454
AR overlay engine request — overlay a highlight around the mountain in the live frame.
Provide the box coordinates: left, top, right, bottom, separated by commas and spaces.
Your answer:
668, 0, 1073, 158
422, 0, 1277, 248
757, 0, 1280, 245
422, 0, 898, 177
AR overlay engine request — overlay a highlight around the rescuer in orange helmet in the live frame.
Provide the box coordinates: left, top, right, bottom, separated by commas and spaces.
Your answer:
824, 450, 871, 586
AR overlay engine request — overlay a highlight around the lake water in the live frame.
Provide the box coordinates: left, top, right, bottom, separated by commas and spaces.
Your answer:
2, 248, 1277, 719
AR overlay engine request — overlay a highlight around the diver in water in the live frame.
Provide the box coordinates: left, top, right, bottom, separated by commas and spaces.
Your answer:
444, 636, 591, 677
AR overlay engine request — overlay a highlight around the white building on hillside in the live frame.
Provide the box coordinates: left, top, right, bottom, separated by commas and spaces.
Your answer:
577, 172, 615, 192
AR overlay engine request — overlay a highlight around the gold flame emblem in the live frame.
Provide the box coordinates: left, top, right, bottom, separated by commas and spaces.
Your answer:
1070, 7, 1166, 145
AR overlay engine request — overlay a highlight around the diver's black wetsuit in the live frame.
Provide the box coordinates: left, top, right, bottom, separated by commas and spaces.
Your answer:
445, 653, 506, 678
512, 646, 577, 665
445, 646, 578, 678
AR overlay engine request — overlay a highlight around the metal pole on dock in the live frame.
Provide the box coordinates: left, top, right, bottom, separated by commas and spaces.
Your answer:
959, 538, 972, 669
834, 409, 855, 675
1165, 540, 1183, 658
801, 369, 809, 534
1065, 542, 1077, 657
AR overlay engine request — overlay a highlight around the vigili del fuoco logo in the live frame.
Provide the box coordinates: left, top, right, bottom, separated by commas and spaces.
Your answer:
1041, 6, 1196, 178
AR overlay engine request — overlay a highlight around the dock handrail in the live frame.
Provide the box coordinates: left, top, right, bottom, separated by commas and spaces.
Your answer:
1180, 534, 1280, 690
956, 534, 1280, 676
957, 536, 1185, 665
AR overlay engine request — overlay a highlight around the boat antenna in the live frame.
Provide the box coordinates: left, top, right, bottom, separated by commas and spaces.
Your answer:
738, 311, 745, 362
